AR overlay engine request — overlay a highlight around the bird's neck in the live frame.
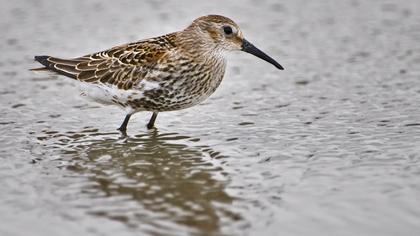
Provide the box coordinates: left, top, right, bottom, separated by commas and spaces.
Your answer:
175, 29, 224, 59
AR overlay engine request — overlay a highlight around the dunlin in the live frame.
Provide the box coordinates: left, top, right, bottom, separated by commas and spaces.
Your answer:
32, 15, 283, 132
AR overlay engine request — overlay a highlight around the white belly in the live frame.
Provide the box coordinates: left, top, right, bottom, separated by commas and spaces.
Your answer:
78, 80, 161, 113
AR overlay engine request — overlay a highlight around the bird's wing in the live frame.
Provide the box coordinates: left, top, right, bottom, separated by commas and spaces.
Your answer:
33, 34, 177, 90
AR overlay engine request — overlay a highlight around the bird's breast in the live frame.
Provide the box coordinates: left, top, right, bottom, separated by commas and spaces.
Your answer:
129, 54, 226, 112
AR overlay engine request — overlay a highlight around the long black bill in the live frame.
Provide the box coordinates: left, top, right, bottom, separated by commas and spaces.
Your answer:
242, 39, 284, 70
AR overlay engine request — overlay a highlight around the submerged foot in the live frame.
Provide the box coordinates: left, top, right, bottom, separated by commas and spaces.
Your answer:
117, 127, 128, 138
147, 112, 158, 130
117, 114, 131, 133
117, 126, 127, 132
118, 130, 128, 138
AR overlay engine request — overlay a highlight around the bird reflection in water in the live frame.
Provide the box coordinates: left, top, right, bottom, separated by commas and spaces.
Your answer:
36, 128, 242, 235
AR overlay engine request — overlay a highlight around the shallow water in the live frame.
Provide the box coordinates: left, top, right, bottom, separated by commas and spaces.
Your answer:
1, 0, 420, 235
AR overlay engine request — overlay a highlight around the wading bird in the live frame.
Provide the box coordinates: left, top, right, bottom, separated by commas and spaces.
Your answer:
32, 15, 283, 132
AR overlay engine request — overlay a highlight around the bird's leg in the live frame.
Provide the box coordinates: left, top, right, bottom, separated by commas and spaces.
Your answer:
147, 112, 158, 129
117, 114, 131, 132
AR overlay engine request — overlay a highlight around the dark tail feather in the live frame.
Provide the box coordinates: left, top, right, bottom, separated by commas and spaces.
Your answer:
30, 67, 50, 72
34, 55, 51, 67
31, 55, 77, 79
30, 55, 51, 72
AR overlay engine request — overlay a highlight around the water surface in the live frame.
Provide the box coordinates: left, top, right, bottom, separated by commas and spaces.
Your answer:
1, 0, 420, 235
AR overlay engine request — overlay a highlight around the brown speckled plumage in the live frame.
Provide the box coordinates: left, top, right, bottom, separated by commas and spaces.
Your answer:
32, 15, 283, 132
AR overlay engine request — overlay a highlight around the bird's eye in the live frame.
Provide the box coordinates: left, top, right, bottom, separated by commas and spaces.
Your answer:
223, 26, 233, 35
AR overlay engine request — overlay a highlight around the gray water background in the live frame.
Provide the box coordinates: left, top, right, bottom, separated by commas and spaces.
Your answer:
1, 0, 420, 235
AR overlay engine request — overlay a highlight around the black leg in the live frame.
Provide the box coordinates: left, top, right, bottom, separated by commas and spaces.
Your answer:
147, 112, 158, 129
117, 114, 131, 132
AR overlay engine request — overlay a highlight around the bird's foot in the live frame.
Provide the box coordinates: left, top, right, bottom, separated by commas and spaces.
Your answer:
117, 127, 126, 131
119, 131, 128, 138
117, 127, 128, 137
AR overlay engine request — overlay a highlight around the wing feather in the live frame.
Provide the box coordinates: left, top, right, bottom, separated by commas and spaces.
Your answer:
33, 33, 177, 90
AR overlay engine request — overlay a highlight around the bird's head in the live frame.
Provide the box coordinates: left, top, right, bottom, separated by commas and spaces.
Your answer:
184, 15, 284, 70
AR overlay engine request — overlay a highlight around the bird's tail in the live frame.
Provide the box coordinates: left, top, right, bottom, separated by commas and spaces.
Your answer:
30, 67, 50, 72
30, 56, 52, 72
30, 55, 83, 79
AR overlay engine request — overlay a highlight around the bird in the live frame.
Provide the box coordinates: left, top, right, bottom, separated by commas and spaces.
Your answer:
32, 15, 283, 132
